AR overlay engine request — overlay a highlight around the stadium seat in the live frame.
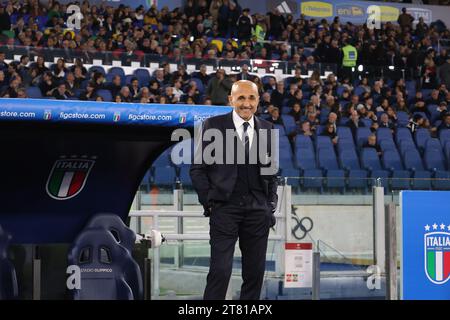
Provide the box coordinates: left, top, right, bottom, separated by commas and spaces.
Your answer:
89, 66, 106, 76
296, 149, 323, 191
26, 86, 43, 99
96, 89, 113, 102
339, 149, 367, 190
356, 127, 372, 148
84, 214, 143, 300
153, 166, 176, 187
68, 229, 138, 300
361, 148, 389, 189
133, 69, 151, 86
414, 128, 431, 153
317, 149, 346, 191
396, 111, 410, 127
403, 149, 431, 190
107, 67, 126, 79
295, 135, 314, 152
0, 225, 18, 300
382, 150, 411, 190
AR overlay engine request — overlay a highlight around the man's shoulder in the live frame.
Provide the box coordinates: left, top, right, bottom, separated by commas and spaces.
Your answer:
257, 116, 274, 129
204, 112, 231, 126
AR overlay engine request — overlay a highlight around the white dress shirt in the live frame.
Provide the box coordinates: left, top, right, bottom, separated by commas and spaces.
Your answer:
232, 109, 255, 149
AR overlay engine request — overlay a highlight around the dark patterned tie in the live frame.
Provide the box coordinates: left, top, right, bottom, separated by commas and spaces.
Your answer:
243, 122, 250, 162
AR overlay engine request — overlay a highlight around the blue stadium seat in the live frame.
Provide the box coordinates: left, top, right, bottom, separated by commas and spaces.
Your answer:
336, 126, 353, 141
26, 86, 43, 99
339, 149, 367, 190
382, 150, 411, 190
0, 225, 18, 300
274, 124, 287, 136
296, 149, 323, 191
379, 139, 397, 152
395, 127, 413, 145
133, 69, 151, 86
89, 66, 106, 76
376, 127, 394, 142
403, 149, 431, 190
189, 77, 205, 94
361, 148, 389, 189
424, 147, 450, 190
316, 136, 334, 152
125, 74, 136, 85
282, 115, 296, 135
96, 89, 113, 102
107, 67, 126, 79
178, 164, 192, 187
84, 214, 143, 300
68, 229, 137, 300
317, 149, 345, 190
295, 135, 314, 152
396, 111, 410, 127
315, 125, 325, 136
153, 166, 176, 187
415, 128, 431, 152
439, 129, 450, 144
356, 127, 372, 148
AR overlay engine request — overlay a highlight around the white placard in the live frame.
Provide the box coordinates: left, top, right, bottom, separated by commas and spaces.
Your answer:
112, 60, 121, 66
150, 63, 159, 70
284, 242, 313, 288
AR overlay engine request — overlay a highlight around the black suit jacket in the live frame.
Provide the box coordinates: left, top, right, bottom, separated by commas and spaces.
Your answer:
190, 112, 278, 212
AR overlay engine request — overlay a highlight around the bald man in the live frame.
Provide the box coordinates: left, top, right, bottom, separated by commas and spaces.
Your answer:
190, 80, 278, 300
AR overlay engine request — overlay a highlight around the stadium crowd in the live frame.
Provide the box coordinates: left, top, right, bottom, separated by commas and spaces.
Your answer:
0, 0, 449, 143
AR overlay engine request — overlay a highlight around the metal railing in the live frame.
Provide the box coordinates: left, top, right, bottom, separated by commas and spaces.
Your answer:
129, 185, 289, 299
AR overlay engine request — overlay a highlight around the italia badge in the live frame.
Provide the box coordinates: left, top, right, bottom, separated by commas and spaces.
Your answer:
46, 156, 96, 200
424, 223, 450, 284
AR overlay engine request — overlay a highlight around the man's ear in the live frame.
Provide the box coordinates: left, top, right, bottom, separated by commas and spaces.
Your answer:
228, 95, 233, 106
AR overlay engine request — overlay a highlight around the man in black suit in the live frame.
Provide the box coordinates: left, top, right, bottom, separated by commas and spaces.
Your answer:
190, 80, 278, 300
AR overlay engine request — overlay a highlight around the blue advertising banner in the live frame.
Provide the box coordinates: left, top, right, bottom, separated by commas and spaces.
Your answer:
0, 98, 231, 127
401, 191, 450, 300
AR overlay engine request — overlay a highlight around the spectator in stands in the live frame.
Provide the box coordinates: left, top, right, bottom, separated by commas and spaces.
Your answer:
119, 86, 133, 103
52, 82, 72, 100
379, 113, 396, 132
363, 134, 382, 157
397, 8, 414, 32
206, 68, 232, 105
321, 123, 338, 145
1, 77, 20, 98
306, 111, 319, 132
325, 112, 338, 129
39, 71, 55, 97
411, 100, 431, 119
263, 76, 276, 92
53, 58, 67, 78
64, 72, 77, 92
236, 64, 254, 81
439, 58, 450, 90
427, 89, 442, 106
128, 77, 140, 100
346, 110, 365, 137
386, 107, 398, 125
106, 75, 123, 98
237, 8, 252, 41
79, 82, 97, 101
267, 107, 283, 125
407, 114, 425, 134
192, 65, 210, 87
258, 92, 272, 114
438, 113, 450, 132
289, 103, 302, 124
299, 121, 313, 137
437, 101, 448, 121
